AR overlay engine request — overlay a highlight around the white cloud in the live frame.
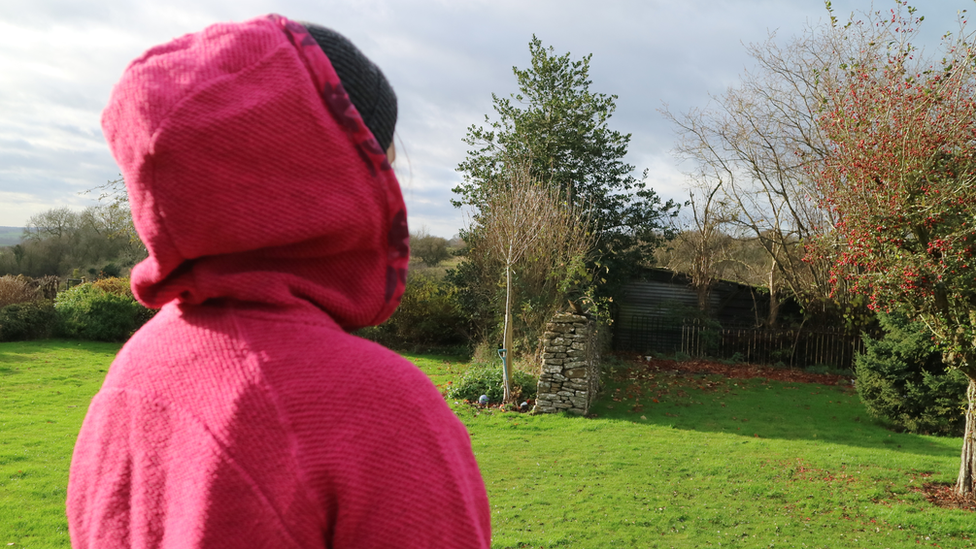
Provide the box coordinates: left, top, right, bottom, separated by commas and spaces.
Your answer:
1, 0, 972, 237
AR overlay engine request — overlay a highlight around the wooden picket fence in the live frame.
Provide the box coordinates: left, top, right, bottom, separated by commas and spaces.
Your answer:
616, 316, 866, 371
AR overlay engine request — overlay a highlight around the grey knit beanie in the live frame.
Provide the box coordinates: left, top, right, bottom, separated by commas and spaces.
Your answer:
303, 23, 397, 151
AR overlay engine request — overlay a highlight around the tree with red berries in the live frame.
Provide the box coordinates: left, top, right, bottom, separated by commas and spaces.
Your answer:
814, 3, 976, 495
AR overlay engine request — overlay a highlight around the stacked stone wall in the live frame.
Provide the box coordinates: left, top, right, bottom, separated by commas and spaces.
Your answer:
533, 313, 599, 415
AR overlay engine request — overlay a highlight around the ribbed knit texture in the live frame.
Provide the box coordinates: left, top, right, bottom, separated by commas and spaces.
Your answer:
67, 15, 489, 548
303, 23, 397, 151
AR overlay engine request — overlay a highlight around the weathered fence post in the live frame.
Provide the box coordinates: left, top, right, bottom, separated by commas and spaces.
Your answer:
534, 313, 600, 415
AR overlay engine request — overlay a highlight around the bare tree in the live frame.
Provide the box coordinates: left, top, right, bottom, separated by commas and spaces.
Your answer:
86, 176, 144, 254
666, 1, 976, 493
473, 160, 594, 402
661, 8, 882, 321
659, 177, 737, 314
24, 207, 78, 242
13, 199, 146, 278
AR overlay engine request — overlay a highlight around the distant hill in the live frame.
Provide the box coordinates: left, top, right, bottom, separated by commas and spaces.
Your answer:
0, 227, 24, 246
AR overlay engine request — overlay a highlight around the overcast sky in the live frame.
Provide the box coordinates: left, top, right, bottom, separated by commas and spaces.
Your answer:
1, 0, 971, 237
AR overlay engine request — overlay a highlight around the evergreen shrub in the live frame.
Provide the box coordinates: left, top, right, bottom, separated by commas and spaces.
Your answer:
55, 282, 151, 342
93, 276, 156, 326
0, 301, 56, 341
447, 365, 537, 404
855, 313, 968, 436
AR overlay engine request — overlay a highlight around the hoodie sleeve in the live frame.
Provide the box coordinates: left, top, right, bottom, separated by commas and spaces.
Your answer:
280, 343, 492, 548
331, 387, 490, 548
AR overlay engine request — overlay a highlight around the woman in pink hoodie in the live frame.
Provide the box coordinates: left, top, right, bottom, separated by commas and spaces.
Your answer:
67, 15, 491, 548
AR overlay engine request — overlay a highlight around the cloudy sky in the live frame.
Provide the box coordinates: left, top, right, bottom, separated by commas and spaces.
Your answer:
1, 0, 971, 237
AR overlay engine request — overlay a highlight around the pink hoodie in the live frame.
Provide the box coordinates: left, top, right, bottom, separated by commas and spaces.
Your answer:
67, 15, 490, 548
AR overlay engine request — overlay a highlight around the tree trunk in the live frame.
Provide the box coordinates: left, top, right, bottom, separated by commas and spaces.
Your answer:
767, 267, 779, 330
955, 377, 976, 496
502, 263, 514, 403
695, 281, 710, 314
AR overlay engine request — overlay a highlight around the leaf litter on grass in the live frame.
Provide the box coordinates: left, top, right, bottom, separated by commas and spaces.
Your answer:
609, 354, 976, 516
408, 352, 976, 547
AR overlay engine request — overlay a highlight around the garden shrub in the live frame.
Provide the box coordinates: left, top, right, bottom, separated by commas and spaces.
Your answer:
447, 364, 537, 404
0, 275, 38, 309
55, 283, 152, 342
92, 277, 157, 326
855, 313, 968, 436
0, 300, 56, 341
470, 340, 503, 366
92, 276, 134, 297
100, 263, 122, 278
359, 272, 467, 349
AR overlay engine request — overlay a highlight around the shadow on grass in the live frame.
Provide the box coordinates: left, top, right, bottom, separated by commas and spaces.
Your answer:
588, 367, 958, 459
0, 338, 120, 352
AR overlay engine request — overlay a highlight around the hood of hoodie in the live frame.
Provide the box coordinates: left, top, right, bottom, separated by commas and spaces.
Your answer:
102, 15, 409, 331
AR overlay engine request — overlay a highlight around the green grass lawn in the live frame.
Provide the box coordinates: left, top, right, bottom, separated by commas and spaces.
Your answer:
431, 358, 975, 548
0, 340, 121, 548
3, 342, 974, 547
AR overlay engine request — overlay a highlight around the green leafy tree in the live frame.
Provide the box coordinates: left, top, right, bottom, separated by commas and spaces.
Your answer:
454, 36, 678, 294
812, 3, 976, 495
410, 230, 451, 267
444, 238, 502, 345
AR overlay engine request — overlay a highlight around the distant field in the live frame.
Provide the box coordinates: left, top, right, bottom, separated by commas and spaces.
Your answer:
0, 227, 24, 246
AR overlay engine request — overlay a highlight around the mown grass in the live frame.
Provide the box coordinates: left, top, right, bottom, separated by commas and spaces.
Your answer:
426, 358, 974, 548
0, 340, 121, 548
3, 342, 973, 548
399, 352, 469, 390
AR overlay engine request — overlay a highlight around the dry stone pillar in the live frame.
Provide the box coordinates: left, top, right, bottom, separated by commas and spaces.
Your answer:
533, 313, 599, 415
